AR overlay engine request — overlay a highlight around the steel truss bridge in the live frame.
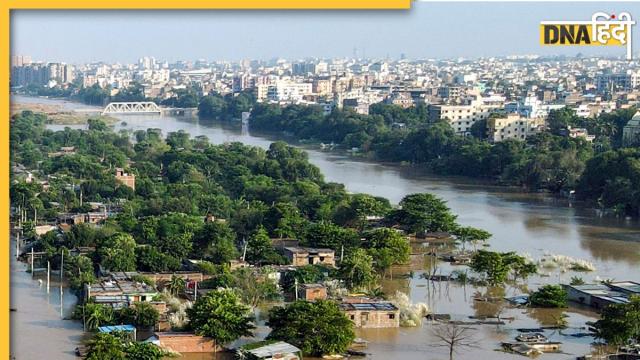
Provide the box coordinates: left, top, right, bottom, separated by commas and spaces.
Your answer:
102, 102, 162, 115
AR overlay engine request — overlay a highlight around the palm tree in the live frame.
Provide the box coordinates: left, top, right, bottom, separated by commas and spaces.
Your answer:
84, 303, 114, 331
167, 275, 186, 296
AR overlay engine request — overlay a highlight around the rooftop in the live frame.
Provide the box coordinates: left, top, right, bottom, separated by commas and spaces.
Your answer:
244, 341, 301, 358
340, 301, 398, 311
283, 246, 334, 254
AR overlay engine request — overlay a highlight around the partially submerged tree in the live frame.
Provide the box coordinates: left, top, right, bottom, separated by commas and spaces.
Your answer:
267, 300, 355, 356
186, 289, 255, 345
529, 285, 568, 308
339, 248, 375, 291
431, 324, 479, 360
593, 296, 640, 346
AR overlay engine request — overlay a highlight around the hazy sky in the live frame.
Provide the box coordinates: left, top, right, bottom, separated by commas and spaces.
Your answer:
11, 2, 640, 64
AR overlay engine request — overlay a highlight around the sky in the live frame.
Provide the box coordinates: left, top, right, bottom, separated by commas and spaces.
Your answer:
10, 2, 640, 64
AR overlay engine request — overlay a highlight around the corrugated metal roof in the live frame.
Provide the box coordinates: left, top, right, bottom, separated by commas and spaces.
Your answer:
248, 342, 301, 358
98, 325, 136, 333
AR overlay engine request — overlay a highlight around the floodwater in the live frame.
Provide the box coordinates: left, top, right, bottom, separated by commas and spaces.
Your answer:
10, 235, 86, 359
12, 95, 640, 359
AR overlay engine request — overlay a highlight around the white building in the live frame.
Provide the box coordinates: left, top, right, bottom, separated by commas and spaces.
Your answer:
429, 98, 502, 135
487, 114, 545, 142
267, 81, 313, 103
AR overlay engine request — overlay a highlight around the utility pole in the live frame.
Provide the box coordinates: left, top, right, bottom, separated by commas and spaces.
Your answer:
47, 261, 50, 294
31, 248, 34, 277
60, 250, 64, 282
194, 281, 198, 302
294, 278, 299, 301
242, 238, 248, 262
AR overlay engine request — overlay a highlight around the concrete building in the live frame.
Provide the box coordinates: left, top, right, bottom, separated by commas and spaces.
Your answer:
283, 247, 335, 267
267, 81, 312, 102
151, 332, 219, 353
596, 72, 640, 93
622, 111, 640, 147
340, 300, 400, 328
86, 273, 158, 308
429, 99, 502, 135
563, 281, 639, 311
487, 114, 545, 142
561, 127, 595, 142
115, 168, 136, 190
296, 283, 328, 301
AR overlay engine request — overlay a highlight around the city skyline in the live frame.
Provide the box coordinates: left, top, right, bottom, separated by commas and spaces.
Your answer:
11, 2, 640, 64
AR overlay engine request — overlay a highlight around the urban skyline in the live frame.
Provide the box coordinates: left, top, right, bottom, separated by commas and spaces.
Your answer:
11, 3, 640, 63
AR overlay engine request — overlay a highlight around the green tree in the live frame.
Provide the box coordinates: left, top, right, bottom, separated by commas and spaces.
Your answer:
167, 275, 186, 296
339, 248, 375, 290
186, 289, 255, 344
529, 285, 568, 308
363, 227, 410, 272
64, 254, 96, 291
452, 226, 492, 250
281, 265, 329, 292
593, 296, 640, 346
389, 193, 458, 234
131, 302, 159, 328
97, 233, 137, 272
266, 300, 355, 356
302, 221, 359, 251
124, 342, 168, 360
75, 303, 114, 331
469, 250, 509, 286
85, 333, 125, 360
245, 226, 286, 265
192, 222, 239, 264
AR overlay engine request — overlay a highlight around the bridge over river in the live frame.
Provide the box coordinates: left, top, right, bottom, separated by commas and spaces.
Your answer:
74, 102, 197, 116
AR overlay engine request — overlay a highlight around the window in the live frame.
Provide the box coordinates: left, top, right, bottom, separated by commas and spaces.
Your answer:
388, 314, 396, 319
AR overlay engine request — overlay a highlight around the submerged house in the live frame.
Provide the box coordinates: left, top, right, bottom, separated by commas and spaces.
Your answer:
564, 281, 639, 310
339, 299, 400, 328
147, 332, 219, 354
237, 341, 302, 360
85, 273, 158, 308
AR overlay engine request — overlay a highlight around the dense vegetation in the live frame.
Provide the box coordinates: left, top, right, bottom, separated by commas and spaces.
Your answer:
10, 110, 472, 298
266, 300, 355, 356
203, 96, 638, 215
593, 296, 640, 346
17, 81, 640, 214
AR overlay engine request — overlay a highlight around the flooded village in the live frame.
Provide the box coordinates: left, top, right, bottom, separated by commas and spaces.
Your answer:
10, 118, 640, 360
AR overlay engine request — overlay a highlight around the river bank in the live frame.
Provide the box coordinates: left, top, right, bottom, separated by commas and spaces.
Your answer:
11, 95, 640, 360
10, 94, 117, 125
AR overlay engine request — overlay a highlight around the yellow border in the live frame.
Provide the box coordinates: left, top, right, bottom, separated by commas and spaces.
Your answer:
2, 0, 410, 358
7, 0, 411, 9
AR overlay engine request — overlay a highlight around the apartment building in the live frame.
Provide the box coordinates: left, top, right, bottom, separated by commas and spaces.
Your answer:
267, 81, 313, 102
487, 114, 545, 143
429, 99, 502, 135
